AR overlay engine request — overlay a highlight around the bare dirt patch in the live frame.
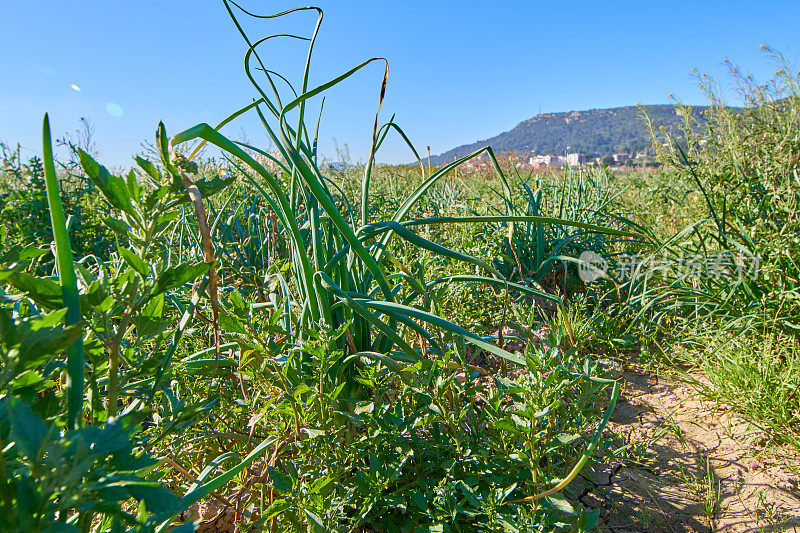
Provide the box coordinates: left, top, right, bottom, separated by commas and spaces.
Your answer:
583, 366, 800, 532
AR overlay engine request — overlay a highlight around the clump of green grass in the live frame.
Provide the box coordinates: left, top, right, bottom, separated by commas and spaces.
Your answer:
641, 47, 800, 332
693, 323, 800, 449
618, 48, 800, 448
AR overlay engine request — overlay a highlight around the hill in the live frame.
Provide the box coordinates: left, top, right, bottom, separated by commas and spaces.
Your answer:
428, 104, 705, 165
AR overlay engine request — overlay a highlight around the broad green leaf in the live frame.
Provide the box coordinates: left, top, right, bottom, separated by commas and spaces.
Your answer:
83, 281, 114, 313
577, 508, 601, 532
154, 211, 180, 233
101, 216, 130, 235
4, 271, 63, 309
304, 510, 326, 533
457, 481, 482, 508
45, 522, 79, 533
543, 493, 575, 515
29, 307, 69, 329
218, 310, 246, 334
136, 156, 162, 182
263, 499, 290, 520
119, 248, 149, 279
142, 293, 164, 320
0, 308, 17, 346
91, 419, 135, 455
126, 169, 142, 202
8, 370, 43, 390
145, 185, 170, 211
494, 418, 522, 434
7, 397, 48, 458
410, 489, 428, 510
134, 293, 166, 338
97, 476, 182, 514
0, 244, 49, 264
78, 148, 134, 215
267, 465, 293, 493
151, 261, 212, 296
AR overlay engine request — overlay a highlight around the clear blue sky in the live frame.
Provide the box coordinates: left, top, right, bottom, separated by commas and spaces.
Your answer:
2, 1, 799, 168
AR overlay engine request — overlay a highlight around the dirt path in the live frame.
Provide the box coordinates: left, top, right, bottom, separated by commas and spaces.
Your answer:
581, 366, 800, 532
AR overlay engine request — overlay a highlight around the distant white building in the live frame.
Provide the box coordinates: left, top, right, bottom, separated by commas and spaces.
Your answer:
529, 154, 563, 169
566, 153, 586, 167
613, 153, 631, 163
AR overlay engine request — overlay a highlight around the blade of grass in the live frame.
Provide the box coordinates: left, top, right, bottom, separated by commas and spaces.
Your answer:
42, 113, 84, 430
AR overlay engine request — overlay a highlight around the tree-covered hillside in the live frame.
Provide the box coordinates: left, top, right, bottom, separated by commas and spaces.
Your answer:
429, 104, 706, 164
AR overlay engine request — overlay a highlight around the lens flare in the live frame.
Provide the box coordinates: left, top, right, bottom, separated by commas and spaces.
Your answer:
70, 84, 81, 92
106, 103, 124, 118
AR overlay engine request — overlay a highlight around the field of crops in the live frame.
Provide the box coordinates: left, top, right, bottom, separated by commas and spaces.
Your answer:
2, 4, 799, 532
